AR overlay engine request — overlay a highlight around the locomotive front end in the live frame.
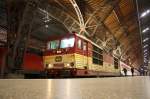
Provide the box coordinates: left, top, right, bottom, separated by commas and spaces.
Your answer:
43, 34, 76, 77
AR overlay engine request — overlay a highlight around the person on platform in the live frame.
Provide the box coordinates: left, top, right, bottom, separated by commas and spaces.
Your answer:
123, 68, 127, 76
131, 67, 134, 76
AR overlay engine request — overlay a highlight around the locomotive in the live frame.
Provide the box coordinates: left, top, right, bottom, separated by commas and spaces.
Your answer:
43, 33, 121, 77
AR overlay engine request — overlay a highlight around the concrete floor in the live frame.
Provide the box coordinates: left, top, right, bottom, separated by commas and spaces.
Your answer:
0, 76, 150, 99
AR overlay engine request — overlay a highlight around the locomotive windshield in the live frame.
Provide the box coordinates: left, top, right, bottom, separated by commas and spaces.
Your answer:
47, 37, 75, 50
47, 40, 59, 50
60, 37, 75, 48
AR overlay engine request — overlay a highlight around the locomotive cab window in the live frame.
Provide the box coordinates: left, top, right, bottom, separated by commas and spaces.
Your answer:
60, 37, 75, 48
77, 39, 82, 49
47, 40, 59, 50
47, 41, 50, 50
83, 41, 87, 51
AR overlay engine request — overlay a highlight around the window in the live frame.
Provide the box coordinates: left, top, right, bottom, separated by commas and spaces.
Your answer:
47, 40, 59, 50
92, 45, 103, 65
60, 37, 75, 48
47, 41, 50, 49
114, 58, 119, 69
83, 41, 87, 51
78, 39, 82, 49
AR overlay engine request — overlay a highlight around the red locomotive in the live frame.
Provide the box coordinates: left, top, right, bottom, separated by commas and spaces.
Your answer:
43, 33, 121, 77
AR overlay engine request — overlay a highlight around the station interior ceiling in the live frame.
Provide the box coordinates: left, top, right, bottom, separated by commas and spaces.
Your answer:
0, 0, 150, 69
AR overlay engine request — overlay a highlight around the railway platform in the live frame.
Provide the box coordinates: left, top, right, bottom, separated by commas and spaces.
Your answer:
0, 76, 150, 99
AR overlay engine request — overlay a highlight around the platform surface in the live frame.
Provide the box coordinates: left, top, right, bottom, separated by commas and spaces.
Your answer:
0, 76, 150, 99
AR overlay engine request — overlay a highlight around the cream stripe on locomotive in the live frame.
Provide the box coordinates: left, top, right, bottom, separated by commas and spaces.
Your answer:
43, 53, 120, 74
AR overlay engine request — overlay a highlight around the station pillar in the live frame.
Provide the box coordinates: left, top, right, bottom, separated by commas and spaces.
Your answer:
6, 0, 42, 74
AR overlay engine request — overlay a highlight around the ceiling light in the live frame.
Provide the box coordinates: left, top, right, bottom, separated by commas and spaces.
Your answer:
44, 19, 50, 23
143, 44, 148, 48
144, 59, 148, 61
45, 25, 49, 28
142, 27, 149, 33
144, 50, 147, 52
141, 68, 143, 70
143, 38, 149, 42
144, 54, 147, 56
140, 9, 150, 18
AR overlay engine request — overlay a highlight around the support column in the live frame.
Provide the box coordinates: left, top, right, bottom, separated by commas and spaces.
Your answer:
6, 0, 41, 73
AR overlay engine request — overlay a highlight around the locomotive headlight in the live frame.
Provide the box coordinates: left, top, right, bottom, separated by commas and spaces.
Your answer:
70, 62, 74, 67
67, 63, 70, 67
66, 62, 74, 67
48, 64, 53, 68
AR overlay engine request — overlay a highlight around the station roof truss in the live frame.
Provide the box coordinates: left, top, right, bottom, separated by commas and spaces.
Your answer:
1, 0, 143, 68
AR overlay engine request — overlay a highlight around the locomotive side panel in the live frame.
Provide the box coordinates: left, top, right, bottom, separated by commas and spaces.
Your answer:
75, 34, 121, 76
103, 53, 120, 73
23, 53, 44, 74
90, 44, 103, 72
74, 36, 88, 69
0, 47, 7, 74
